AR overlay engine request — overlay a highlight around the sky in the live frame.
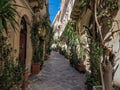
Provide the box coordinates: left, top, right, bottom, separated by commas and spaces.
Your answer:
49, 0, 60, 23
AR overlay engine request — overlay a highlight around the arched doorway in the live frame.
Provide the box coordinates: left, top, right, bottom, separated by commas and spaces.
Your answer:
19, 17, 27, 66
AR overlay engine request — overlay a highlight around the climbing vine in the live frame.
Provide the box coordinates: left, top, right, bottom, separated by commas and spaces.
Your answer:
77, 0, 119, 90
31, 22, 44, 63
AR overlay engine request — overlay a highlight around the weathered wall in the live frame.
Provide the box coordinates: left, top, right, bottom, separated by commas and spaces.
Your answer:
104, 2, 120, 87
53, 0, 75, 39
9, 0, 33, 74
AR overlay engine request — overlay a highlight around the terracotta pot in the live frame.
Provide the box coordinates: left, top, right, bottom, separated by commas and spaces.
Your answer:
66, 55, 71, 59
22, 71, 29, 90
78, 64, 86, 73
44, 55, 48, 60
10, 85, 21, 90
31, 62, 41, 74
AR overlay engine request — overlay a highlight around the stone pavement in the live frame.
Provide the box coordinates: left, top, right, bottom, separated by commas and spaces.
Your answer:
28, 51, 87, 90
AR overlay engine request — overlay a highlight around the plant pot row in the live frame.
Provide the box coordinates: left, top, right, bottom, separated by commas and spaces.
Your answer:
65, 54, 71, 59
44, 54, 48, 60
70, 62, 86, 73
31, 62, 43, 74
31, 54, 49, 75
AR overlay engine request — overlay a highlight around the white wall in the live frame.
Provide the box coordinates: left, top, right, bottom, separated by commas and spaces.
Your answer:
105, 8, 120, 87
53, 0, 75, 40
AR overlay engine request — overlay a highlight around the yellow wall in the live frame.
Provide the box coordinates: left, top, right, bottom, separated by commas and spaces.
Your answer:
8, 0, 33, 74
7, 0, 48, 75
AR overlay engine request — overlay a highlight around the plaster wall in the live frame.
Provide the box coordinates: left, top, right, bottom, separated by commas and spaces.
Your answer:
53, 0, 75, 39
8, 0, 33, 74
103, 3, 120, 86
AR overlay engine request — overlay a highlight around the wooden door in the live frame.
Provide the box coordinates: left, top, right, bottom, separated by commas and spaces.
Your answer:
19, 17, 27, 66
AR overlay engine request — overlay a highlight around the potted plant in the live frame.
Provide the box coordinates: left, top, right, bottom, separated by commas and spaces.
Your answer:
93, 85, 102, 90
31, 49, 42, 74
31, 22, 44, 74
31, 40, 44, 74
44, 54, 48, 60
77, 61, 86, 73
77, 56, 86, 73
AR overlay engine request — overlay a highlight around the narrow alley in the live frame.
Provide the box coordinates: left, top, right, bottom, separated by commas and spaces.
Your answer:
28, 51, 87, 90
1, 0, 120, 90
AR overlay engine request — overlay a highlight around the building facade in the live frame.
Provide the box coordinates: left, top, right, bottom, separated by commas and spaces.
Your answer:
70, 0, 120, 87
53, 0, 75, 39
8, 0, 48, 74
53, 0, 120, 87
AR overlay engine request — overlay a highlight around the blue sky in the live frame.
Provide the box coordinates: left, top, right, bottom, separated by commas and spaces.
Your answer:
49, 0, 60, 22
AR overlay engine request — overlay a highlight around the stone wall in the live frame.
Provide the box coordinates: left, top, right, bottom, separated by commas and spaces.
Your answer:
108, 7, 120, 87
8, 0, 33, 74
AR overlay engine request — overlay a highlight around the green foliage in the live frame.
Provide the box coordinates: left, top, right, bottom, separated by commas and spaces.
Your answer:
31, 22, 44, 63
0, 35, 25, 89
39, 42, 44, 63
78, 0, 89, 14
78, 0, 118, 89
0, 35, 13, 74
83, 1, 118, 88
0, 0, 19, 33
86, 72, 101, 88
70, 46, 80, 65
0, 36, 12, 62
39, 15, 51, 35
97, 0, 118, 35
89, 43, 103, 72
38, 14, 52, 55
63, 49, 67, 56
61, 21, 82, 64
0, 59, 25, 89
31, 23, 40, 49
85, 42, 103, 88
62, 21, 79, 46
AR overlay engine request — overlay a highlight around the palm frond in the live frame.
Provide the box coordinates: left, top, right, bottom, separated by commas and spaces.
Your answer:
0, 18, 3, 32
1, 18, 8, 34
0, 0, 20, 34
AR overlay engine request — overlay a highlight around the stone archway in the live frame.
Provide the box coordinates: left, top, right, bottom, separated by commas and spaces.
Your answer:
19, 16, 27, 66
18, 14, 32, 73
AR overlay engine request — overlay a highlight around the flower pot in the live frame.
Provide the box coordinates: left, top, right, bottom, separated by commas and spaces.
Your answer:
93, 85, 102, 90
78, 64, 86, 73
31, 62, 41, 74
66, 55, 71, 59
10, 84, 22, 90
44, 54, 48, 60
21, 71, 29, 90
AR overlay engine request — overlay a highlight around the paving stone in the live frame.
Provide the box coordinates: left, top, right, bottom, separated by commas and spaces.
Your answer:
28, 51, 87, 90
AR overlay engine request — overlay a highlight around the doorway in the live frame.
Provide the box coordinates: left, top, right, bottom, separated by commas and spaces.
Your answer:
19, 17, 27, 66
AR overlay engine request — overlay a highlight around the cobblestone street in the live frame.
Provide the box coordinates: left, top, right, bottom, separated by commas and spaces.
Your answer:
28, 51, 87, 90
